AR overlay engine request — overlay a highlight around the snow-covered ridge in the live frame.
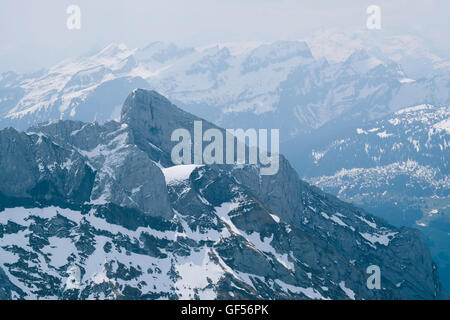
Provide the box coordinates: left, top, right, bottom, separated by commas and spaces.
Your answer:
3, 31, 450, 134
0, 206, 229, 299
304, 28, 450, 78
395, 104, 432, 115
162, 165, 203, 185
434, 118, 450, 134
0, 202, 333, 300
311, 105, 449, 170
310, 160, 449, 192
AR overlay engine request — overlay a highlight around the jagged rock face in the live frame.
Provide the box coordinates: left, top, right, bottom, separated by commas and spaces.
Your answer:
27, 118, 172, 220
229, 158, 307, 227
0, 127, 95, 206
120, 89, 190, 166
226, 163, 444, 299
0, 89, 447, 299
121, 89, 224, 167
297, 104, 450, 290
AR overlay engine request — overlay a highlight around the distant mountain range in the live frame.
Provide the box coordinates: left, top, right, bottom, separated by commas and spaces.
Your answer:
0, 89, 445, 299
1, 32, 449, 138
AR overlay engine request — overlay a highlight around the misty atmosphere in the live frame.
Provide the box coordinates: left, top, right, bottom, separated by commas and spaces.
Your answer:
0, 0, 448, 302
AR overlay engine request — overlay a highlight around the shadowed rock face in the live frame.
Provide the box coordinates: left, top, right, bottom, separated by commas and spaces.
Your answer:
121, 89, 227, 167
0, 89, 446, 300
19, 117, 173, 220
0, 127, 95, 207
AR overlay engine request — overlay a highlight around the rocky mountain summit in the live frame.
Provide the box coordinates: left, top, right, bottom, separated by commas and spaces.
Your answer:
0, 89, 446, 299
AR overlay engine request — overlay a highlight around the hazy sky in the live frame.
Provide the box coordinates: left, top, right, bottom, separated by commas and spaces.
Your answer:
0, 0, 449, 73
